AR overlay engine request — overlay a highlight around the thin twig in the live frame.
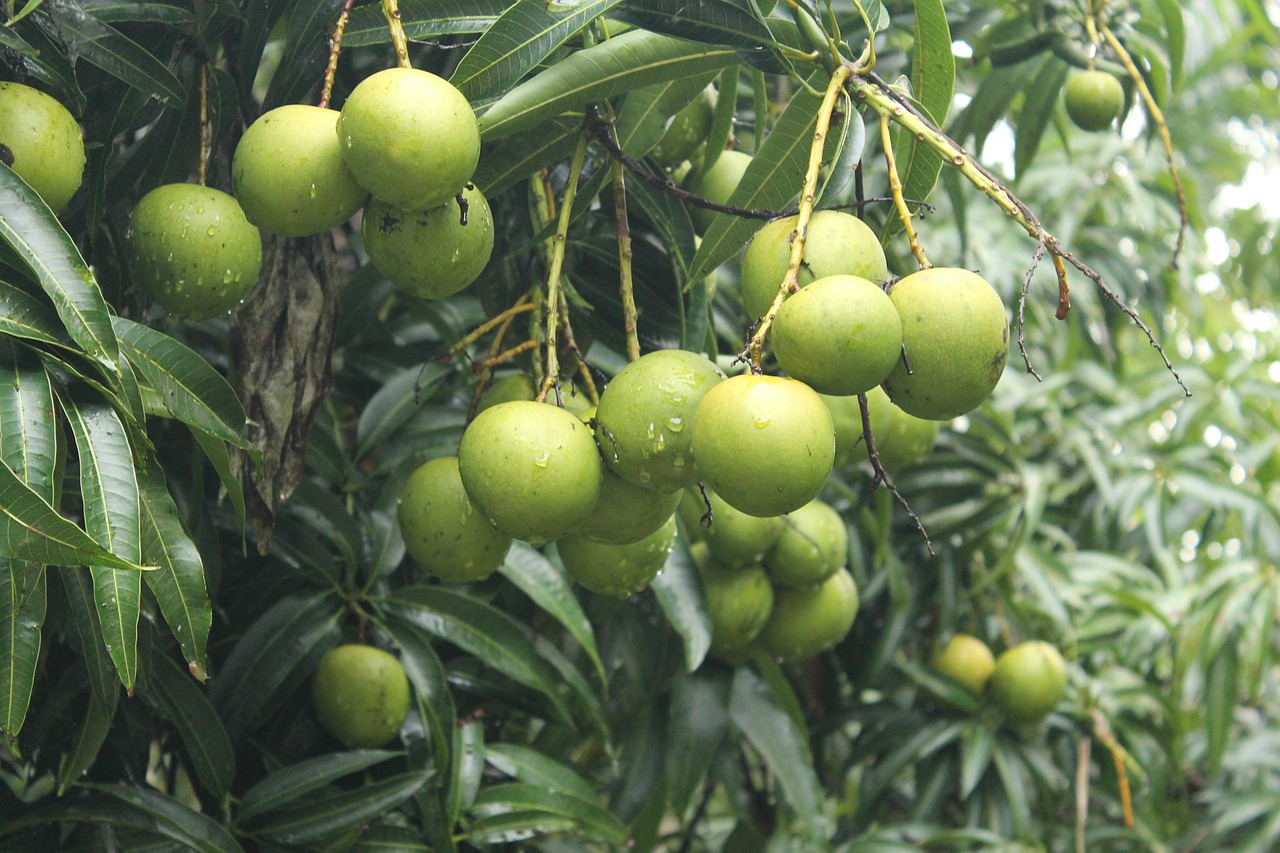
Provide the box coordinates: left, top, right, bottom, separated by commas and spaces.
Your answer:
857, 393, 932, 554
381, 0, 412, 69
197, 63, 209, 186
535, 133, 590, 403
596, 103, 641, 362
1019, 242, 1045, 380
1075, 736, 1091, 853
879, 112, 930, 268
319, 0, 357, 109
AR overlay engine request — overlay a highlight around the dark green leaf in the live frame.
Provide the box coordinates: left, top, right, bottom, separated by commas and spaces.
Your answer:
264, 0, 347, 109
343, 0, 507, 48
1206, 635, 1239, 777
57, 566, 118, 708
143, 651, 234, 801
381, 617, 454, 777
612, 0, 776, 50
80, 784, 243, 852
499, 543, 604, 684
138, 459, 213, 675
614, 73, 719, 159
381, 586, 575, 725
471, 115, 583, 196
650, 534, 711, 672
0, 164, 119, 372
0, 280, 66, 348
191, 427, 247, 531
82, 0, 195, 25
356, 363, 447, 461
252, 769, 428, 845
478, 30, 738, 141
36, 0, 185, 107
55, 682, 117, 793
484, 743, 598, 802
447, 718, 485, 822
208, 593, 342, 744
1014, 55, 1070, 177
730, 667, 827, 841
237, 750, 403, 824
113, 317, 251, 451
664, 670, 730, 819
63, 396, 142, 688
686, 76, 827, 283
452, 0, 624, 101
468, 783, 627, 844
0, 560, 45, 738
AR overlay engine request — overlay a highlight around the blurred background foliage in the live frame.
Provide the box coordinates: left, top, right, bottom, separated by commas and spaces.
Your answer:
0, 0, 1279, 850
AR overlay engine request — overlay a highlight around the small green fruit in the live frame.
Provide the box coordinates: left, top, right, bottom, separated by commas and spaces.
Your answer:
575, 469, 681, 545
864, 385, 939, 470
1064, 70, 1125, 132
882, 268, 1009, 420
128, 183, 262, 319
0, 81, 85, 212
687, 149, 752, 231
700, 489, 785, 565
764, 499, 847, 587
930, 633, 996, 695
651, 85, 717, 169
232, 104, 368, 236
475, 373, 536, 415
311, 644, 411, 748
558, 515, 676, 597
740, 211, 888, 319
757, 568, 858, 662
990, 640, 1068, 724
701, 559, 774, 659
772, 275, 903, 396
594, 349, 725, 492
397, 456, 512, 582
690, 374, 834, 517
458, 401, 602, 544
338, 67, 480, 210
363, 183, 494, 299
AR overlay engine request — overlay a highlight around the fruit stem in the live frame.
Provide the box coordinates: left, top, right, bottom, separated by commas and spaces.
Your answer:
319, 0, 358, 110
743, 64, 851, 369
878, 112, 930, 269
1100, 23, 1187, 270
845, 69, 1189, 396
857, 393, 933, 554
380, 0, 412, 69
535, 133, 590, 403
197, 63, 209, 187
596, 101, 641, 363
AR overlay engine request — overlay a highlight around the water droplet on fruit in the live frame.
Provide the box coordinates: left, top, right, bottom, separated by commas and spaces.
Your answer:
206, 226, 217, 236
753, 415, 771, 429
667, 416, 684, 432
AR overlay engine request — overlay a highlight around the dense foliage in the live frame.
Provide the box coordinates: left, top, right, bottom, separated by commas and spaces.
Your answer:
1, 0, 1278, 850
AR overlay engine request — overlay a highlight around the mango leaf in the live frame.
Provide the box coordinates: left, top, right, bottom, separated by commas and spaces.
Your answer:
650, 535, 711, 672
380, 617, 455, 777
500, 543, 604, 684
664, 670, 730, 819
62, 396, 142, 689
471, 115, 583, 196
452, 0, 624, 101
112, 317, 251, 451
84, 1, 195, 25
55, 680, 117, 793
264, 0, 347, 109
1014, 55, 1070, 177
0, 280, 66, 348
138, 460, 212, 677
468, 783, 628, 845
380, 586, 575, 725
1206, 634, 1240, 777
686, 77, 826, 283
58, 784, 242, 852
58, 567, 119, 707
191, 426, 247, 531
612, 0, 776, 50
447, 718, 485, 823
614, 73, 719, 158
884, 0, 953, 238
1155, 0, 1185, 92
355, 363, 447, 461
343, 0, 508, 47
208, 593, 342, 744
0, 561, 44, 739
0, 164, 119, 373
36, 0, 185, 108
484, 743, 598, 802
237, 750, 403, 824
478, 30, 737, 141
730, 667, 828, 842
251, 769, 429, 846
142, 651, 234, 801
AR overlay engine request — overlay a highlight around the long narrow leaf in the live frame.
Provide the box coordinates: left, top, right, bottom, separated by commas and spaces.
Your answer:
500, 543, 604, 685
138, 459, 212, 675
237, 750, 402, 824
343, 0, 507, 47
0, 280, 66, 347
451, 0, 624, 101
478, 30, 737, 141
0, 165, 119, 372
143, 651, 235, 801
0, 560, 44, 739
63, 396, 142, 689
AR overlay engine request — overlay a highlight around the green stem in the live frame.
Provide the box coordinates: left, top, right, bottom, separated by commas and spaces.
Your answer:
536, 134, 590, 403
381, 0, 412, 68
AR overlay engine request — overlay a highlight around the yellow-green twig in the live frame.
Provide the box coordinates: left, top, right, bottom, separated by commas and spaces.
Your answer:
535, 134, 590, 403
319, 0, 358, 109
381, 0, 412, 69
879, 112, 930, 268
744, 64, 851, 368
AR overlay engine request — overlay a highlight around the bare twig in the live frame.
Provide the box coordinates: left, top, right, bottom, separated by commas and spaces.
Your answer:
1019, 242, 1046, 380
319, 0, 357, 109
857, 393, 933, 554
879, 112, 930, 268
380, 0, 412, 69
535, 133, 590, 403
